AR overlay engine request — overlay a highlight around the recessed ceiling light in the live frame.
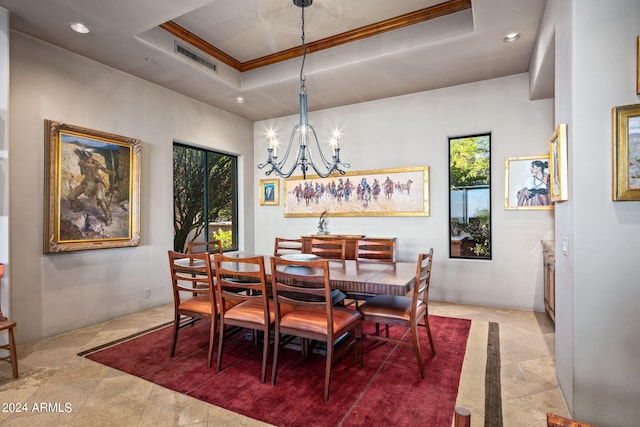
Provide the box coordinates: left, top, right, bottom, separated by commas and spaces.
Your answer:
503, 32, 521, 43
234, 96, 246, 104
69, 22, 90, 34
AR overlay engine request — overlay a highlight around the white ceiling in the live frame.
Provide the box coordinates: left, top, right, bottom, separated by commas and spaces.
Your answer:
0, 0, 550, 122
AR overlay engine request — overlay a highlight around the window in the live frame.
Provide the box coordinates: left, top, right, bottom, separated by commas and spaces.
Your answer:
449, 133, 491, 259
173, 143, 238, 252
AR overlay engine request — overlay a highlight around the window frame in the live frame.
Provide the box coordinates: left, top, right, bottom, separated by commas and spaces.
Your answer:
448, 132, 492, 260
173, 142, 238, 252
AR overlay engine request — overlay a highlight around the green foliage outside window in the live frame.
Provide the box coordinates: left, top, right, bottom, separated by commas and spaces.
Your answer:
449, 136, 490, 189
212, 229, 233, 250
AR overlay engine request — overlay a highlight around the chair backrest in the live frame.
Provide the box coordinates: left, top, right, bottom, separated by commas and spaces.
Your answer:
213, 253, 269, 318
356, 238, 396, 263
413, 249, 434, 307
270, 256, 334, 334
309, 238, 346, 260
273, 237, 304, 257
187, 240, 223, 255
167, 250, 215, 306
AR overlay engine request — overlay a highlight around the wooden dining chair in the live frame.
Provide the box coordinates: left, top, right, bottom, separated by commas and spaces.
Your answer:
357, 249, 435, 378
167, 250, 220, 368
348, 238, 397, 307
270, 256, 363, 402
0, 264, 18, 379
213, 253, 285, 383
355, 238, 396, 263
187, 240, 223, 255
273, 237, 304, 257
309, 238, 346, 261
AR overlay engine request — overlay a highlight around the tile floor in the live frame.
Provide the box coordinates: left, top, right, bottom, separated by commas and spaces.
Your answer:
0, 301, 569, 426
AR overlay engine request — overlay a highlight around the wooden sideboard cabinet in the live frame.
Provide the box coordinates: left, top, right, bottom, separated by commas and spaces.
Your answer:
542, 240, 555, 323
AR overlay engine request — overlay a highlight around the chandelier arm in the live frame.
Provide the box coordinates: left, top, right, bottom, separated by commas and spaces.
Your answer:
274, 124, 300, 169
306, 126, 350, 176
279, 145, 306, 178
306, 125, 333, 169
257, 123, 299, 175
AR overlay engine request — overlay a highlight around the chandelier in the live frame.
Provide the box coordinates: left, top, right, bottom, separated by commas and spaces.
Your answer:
258, 0, 349, 179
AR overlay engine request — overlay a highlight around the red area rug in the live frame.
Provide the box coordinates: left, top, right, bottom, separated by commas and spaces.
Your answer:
80, 315, 471, 426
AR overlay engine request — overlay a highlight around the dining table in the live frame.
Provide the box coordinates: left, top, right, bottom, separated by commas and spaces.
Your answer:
216, 252, 417, 296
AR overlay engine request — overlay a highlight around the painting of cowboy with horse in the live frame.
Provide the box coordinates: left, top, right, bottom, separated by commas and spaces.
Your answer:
59, 134, 133, 240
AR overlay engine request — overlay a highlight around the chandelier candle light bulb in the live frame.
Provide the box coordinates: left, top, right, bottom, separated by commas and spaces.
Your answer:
330, 130, 341, 156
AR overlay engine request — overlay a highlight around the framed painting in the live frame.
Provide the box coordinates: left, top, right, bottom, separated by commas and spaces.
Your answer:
612, 104, 640, 201
44, 120, 141, 253
637, 35, 640, 95
260, 179, 279, 206
284, 166, 429, 217
549, 123, 569, 202
504, 155, 553, 210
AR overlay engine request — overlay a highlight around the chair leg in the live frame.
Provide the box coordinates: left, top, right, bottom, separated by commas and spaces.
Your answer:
374, 323, 390, 338
356, 325, 363, 368
261, 327, 269, 384
411, 320, 425, 379
8, 327, 17, 379
271, 330, 281, 386
170, 314, 180, 357
424, 314, 436, 355
324, 339, 333, 402
207, 316, 216, 369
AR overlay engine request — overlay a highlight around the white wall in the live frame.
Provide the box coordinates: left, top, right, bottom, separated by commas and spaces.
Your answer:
254, 73, 554, 311
556, 0, 640, 425
8, 32, 254, 344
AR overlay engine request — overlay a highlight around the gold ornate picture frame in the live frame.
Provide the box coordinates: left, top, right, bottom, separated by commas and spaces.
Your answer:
612, 104, 640, 201
44, 120, 141, 253
260, 179, 279, 206
284, 166, 429, 217
637, 35, 639, 95
504, 155, 554, 210
549, 123, 569, 202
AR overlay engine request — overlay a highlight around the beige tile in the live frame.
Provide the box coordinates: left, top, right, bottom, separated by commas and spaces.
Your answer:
206, 406, 273, 426
0, 410, 74, 427
68, 398, 147, 427
138, 386, 211, 426
502, 357, 560, 399
83, 375, 154, 407
45, 358, 111, 384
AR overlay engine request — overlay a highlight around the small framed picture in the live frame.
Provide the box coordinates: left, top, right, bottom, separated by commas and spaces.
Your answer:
549, 123, 569, 202
260, 179, 279, 206
612, 103, 640, 201
504, 155, 553, 210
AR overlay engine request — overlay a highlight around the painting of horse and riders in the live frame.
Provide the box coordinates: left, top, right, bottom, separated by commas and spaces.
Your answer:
284, 166, 429, 217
